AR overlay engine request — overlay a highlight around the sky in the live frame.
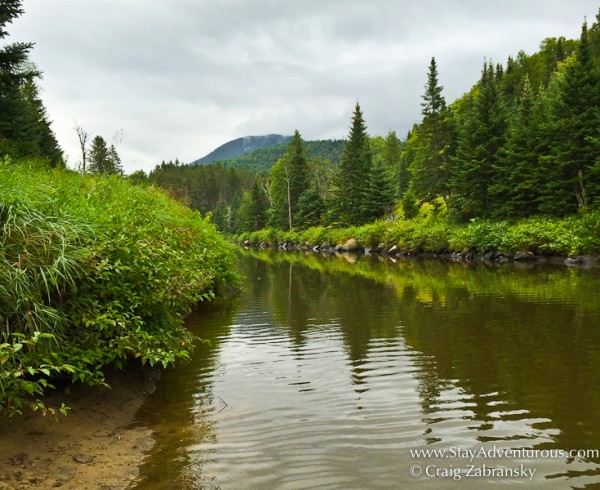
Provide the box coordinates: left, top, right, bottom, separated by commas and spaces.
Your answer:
7, 0, 599, 174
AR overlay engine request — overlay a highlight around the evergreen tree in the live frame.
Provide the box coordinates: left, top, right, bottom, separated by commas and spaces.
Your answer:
450, 63, 508, 219
287, 130, 310, 222
88, 136, 123, 175
362, 156, 395, 219
107, 144, 123, 175
490, 76, 543, 216
269, 131, 310, 230
0, 1, 63, 164
332, 103, 373, 225
545, 20, 600, 211
295, 188, 324, 229
88, 135, 110, 174
410, 58, 454, 200
247, 179, 269, 231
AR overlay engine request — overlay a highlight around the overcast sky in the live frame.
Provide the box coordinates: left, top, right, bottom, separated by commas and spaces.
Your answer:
8, 0, 599, 174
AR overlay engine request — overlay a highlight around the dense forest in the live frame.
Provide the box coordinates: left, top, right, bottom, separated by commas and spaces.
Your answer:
144, 12, 600, 235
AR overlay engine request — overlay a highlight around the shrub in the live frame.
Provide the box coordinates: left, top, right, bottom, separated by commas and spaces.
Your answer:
0, 160, 237, 415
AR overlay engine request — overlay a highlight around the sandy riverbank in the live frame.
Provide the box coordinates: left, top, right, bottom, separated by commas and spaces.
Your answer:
0, 366, 159, 490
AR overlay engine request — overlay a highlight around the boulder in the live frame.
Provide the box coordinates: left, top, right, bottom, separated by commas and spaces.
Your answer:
513, 251, 537, 261
342, 237, 359, 251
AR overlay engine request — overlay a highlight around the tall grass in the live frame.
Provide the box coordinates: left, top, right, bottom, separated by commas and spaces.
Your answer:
0, 158, 237, 415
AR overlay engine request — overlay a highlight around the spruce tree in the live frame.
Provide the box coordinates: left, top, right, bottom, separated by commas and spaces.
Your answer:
88, 136, 110, 175
450, 63, 507, 219
332, 103, 373, 225
0, 1, 63, 164
548, 20, 600, 211
490, 76, 543, 216
268, 131, 310, 230
295, 188, 324, 229
287, 130, 310, 222
362, 156, 395, 220
247, 179, 269, 231
411, 58, 454, 200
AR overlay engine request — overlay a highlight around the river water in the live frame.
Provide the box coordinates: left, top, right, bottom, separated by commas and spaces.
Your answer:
131, 250, 600, 489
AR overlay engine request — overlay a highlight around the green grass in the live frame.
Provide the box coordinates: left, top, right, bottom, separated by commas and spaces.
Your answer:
0, 157, 238, 416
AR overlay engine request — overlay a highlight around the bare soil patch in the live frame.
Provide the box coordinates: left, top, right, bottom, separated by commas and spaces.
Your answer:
0, 366, 158, 490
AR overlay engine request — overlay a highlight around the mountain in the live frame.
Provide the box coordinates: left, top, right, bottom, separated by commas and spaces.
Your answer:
218, 139, 346, 172
191, 134, 292, 165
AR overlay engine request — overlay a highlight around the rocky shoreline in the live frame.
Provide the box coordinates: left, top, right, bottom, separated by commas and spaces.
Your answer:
241, 239, 600, 268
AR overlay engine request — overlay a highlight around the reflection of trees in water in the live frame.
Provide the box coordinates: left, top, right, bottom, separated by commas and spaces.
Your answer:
243, 249, 600, 456
132, 304, 236, 490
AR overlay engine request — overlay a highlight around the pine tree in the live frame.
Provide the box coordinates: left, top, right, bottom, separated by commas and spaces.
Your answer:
410, 58, 455, 201
107, 144, 123, 175
449, 63, 508, 219
490, 76, 543, 216
362, 156, 395, 220
269, 131, 310, 230
88, 136, 110, 175
247, 179, 269, 231
332, 103, 373, 225
287, 130, 310, 221
0, 1, 63, 164
295, 188, 324, 229
550, 20, 600, 210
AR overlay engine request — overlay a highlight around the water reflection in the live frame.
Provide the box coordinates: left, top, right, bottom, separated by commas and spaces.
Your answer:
131, 250, 600, 489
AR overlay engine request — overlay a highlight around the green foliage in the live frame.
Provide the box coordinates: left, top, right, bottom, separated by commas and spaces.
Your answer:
213, 139, 344, 173
0, 160, 237, 415
331, 103, 374, 225
0, 1, 63, 166
235, 205, 600, 258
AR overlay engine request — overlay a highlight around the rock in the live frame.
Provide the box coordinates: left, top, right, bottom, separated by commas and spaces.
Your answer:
514, 251, 537, 261
565, 255, 598, 268
9, 453, 27, 466
72, 454, 94, 464
342, 237, 359, 251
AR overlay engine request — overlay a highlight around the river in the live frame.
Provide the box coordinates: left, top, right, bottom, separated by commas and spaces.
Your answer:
130, 249, 600, 489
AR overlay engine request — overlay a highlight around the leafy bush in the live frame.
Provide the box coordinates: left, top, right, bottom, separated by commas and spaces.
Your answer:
233, 208, 600, 258
0, 160, 237, 415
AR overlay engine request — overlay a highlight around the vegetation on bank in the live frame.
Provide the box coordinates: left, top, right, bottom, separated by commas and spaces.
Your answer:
0, 160, 237, 415
236, 199, 600, 257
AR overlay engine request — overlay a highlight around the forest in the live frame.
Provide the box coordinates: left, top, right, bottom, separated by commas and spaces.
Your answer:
142, 12, 600, 239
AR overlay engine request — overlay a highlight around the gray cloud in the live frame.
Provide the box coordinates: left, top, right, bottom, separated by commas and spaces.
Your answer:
9, 0, 599, 173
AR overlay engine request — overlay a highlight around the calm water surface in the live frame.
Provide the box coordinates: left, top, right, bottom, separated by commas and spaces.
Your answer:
131, 250, 600, 489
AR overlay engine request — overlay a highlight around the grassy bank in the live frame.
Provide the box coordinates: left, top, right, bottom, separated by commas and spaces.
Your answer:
0, 158, 237, 415
236, 201, 600, 257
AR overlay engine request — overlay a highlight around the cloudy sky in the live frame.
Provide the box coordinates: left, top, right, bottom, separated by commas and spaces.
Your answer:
8, 0, 599, 173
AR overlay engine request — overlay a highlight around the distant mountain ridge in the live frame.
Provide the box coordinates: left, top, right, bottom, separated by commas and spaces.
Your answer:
218, 139, 346, 172
191, 134, 292, 165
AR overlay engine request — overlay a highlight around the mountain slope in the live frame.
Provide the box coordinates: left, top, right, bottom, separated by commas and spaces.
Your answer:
214, 139, 346, 172
192, 134, 292, 165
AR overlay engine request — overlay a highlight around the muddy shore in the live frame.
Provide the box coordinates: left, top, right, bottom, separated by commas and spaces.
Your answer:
0, 366, 158, 490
